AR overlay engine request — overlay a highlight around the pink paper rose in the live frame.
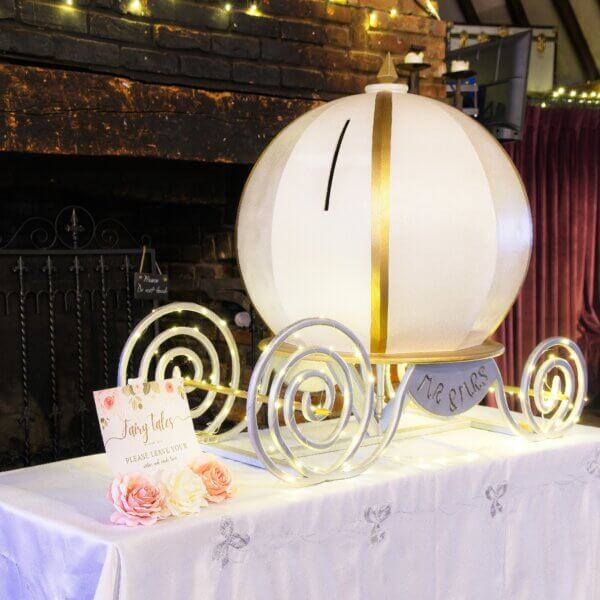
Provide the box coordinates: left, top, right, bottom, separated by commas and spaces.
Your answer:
107, 473, 170, 527
102, 395, 115, 410
190, 455, 234, 503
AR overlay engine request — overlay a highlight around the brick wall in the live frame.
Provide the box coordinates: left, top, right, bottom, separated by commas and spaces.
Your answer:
0, 0, 447, 99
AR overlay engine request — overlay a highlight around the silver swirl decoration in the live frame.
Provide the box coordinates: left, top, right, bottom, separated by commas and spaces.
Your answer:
492, 336, 588, 440
384, 363, 407, 402
246, 317, 409, 485
118, 302, 243, 441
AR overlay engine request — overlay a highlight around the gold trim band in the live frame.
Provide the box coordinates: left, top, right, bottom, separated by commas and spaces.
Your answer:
257, 337, 505, 365
183, 379, 331, 416
370, 91, 392, 354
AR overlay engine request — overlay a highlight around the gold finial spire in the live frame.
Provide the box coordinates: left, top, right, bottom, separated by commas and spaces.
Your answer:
377, 53, 398, 83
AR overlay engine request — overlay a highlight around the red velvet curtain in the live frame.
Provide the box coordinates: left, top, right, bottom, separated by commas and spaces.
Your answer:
494, 105, 600, 407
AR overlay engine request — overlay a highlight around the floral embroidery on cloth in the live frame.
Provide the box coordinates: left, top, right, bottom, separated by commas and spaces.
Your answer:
212, 516, 250, 567
364, 504, 391, 544
586, 448, 600, 477
485, 482, 507, 517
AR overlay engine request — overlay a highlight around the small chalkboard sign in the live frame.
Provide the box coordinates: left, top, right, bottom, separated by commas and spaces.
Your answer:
134, 246, 168, 300
134, 272, 168, 300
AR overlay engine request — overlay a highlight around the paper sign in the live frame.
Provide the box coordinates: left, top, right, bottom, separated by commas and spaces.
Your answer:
93, 378, 197, 475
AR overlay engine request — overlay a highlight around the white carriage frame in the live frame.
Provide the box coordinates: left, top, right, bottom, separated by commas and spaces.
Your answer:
119, 302, 588, 485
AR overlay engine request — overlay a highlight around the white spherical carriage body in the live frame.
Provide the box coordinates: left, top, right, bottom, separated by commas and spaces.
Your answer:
237, 82, 532, 355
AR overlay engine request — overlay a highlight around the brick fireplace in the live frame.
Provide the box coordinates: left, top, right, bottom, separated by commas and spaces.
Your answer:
0, 0, 447, 468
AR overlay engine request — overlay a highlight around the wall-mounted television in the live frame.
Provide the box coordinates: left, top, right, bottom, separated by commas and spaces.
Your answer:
447, 31, 532, 141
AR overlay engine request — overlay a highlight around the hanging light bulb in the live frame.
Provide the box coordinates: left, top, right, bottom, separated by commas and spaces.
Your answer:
246, 1, 259, 15
224, 2, 232, 10
369, 10, 378, 28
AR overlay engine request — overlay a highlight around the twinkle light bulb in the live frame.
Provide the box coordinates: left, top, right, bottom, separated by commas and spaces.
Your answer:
369, 11, 378, 28
224, 2, 232, 10
390, 7, 397, 17
549, 375, 561, 402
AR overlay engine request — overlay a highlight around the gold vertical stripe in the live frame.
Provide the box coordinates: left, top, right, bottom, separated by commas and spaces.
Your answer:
370, 91, 392, 354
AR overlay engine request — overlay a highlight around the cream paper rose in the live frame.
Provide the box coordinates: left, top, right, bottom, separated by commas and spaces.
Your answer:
162, 467, 208, 516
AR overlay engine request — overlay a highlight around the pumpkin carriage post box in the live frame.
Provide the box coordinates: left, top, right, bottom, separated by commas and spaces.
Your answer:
120, 56, 587, 485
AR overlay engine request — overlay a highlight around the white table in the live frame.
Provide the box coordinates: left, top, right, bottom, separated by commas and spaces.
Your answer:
1, 407, 599, 600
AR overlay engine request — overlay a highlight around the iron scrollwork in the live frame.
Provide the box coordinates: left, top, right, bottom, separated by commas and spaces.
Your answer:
0, 205, 150, 251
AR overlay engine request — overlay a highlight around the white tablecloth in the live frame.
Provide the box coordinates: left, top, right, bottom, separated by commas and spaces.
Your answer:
1, 407, 600, 600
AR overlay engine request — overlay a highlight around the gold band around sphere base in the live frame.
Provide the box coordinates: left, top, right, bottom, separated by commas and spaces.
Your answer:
257, 338, 505, 365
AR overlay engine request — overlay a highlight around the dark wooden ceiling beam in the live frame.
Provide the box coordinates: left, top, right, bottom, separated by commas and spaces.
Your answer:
505, 0, 530, 27
455, 0, 481, 24
550, 0, 599, 81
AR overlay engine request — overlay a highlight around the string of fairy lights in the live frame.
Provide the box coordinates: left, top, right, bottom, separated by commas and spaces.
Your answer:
60, 0, 439, 24
536, 86, 600, 108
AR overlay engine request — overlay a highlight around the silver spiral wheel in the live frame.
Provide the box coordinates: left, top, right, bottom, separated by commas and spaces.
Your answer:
492, 336, 587, 440
246, 317, 409, 485
118, 302, 244, 441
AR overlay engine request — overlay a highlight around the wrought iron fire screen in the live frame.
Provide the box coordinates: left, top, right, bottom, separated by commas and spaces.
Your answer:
0, 206, 156, 470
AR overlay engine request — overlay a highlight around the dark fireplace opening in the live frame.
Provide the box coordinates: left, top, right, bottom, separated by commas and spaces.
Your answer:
0, 152, 258, 470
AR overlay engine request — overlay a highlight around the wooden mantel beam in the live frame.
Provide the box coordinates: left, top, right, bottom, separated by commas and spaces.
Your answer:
0, 62, 321, 164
